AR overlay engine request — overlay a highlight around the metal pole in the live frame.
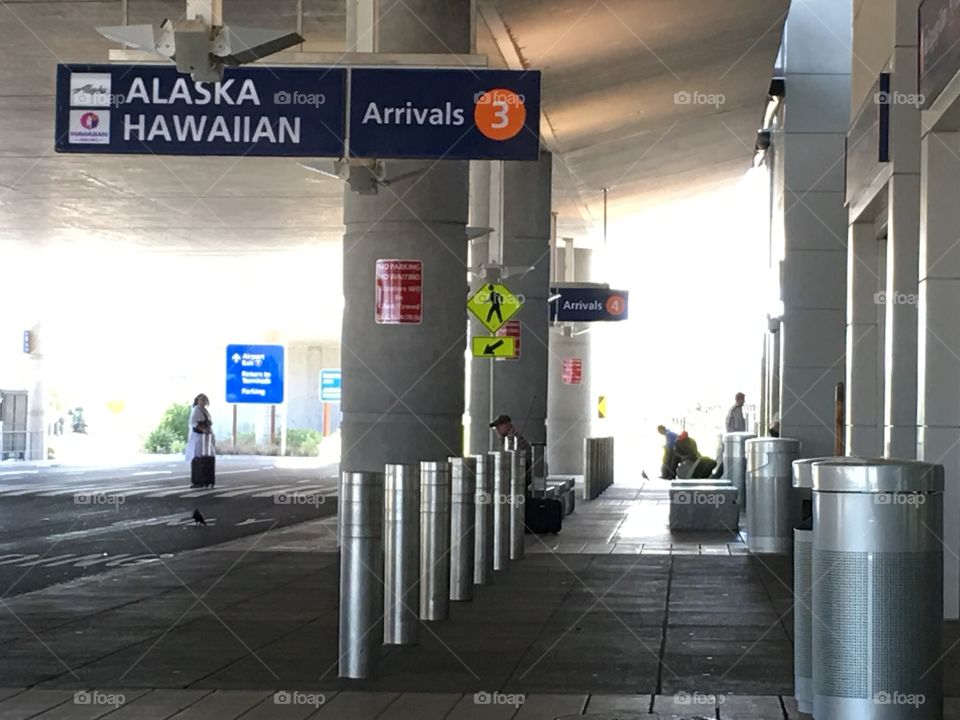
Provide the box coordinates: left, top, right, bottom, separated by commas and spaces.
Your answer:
383, 464, 419, 645
270, 405, 276, 447
449, 457, 477, 601
338, 471, 384, 679
508, 450, 526, 560
473, 453, 494, 585
232, 405, 237, 448
489, 451, 510, 571
323, 402, 330, 437
420, 461, 451, 621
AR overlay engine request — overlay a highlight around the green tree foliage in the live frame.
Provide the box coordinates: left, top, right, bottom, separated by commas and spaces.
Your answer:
143, 403, 191, 454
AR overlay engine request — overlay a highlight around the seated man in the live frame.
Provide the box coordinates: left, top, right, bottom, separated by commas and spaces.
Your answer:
674, 431, 716, 479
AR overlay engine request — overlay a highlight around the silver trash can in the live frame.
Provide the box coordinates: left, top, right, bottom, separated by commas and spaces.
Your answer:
745, 437, 801, 553
723, 431, 756, 518
792, 456, 863, 715
812, 458, 944, 720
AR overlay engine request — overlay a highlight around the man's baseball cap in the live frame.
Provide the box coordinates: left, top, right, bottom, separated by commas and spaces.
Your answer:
489, 414, 511, 428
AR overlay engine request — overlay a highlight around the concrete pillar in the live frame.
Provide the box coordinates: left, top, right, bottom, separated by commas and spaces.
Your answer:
919, 130, 960, 618
882, 23, 922, 459
490, 151, 552, 445
845, 222, 883, 456
26, 323, 45, 462
775, 0, 851, 457
547, 327, 590, 474
340, 0, 471, 471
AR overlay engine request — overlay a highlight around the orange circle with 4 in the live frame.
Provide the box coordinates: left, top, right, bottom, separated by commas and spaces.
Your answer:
474, 88, 527, 141
606, 295, 626, 316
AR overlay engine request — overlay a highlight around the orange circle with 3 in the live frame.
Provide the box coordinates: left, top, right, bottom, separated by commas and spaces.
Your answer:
474, 88, 527, 141
606, 295, 626, 316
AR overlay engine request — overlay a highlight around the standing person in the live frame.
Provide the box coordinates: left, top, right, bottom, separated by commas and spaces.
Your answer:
657, 425, 679, 479
185, 393, 215, 488
490, 414, 530, 453
725, 392, 746, 433
490, 414, 531, 492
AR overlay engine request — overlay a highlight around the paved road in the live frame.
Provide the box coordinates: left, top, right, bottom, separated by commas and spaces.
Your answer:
0, 456, 338, 597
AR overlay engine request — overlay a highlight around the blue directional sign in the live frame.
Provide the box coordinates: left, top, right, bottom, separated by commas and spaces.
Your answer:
55, 64, 346, 157
550, 287, 630, 322
349, 68, 541, 160
320, 368, 342, 402
226, 344, 285, 404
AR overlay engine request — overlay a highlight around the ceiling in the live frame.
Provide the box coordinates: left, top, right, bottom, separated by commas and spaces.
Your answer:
0, 0, 788, 255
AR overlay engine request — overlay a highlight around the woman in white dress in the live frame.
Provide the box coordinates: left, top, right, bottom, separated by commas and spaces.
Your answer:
184, 393, 215, 463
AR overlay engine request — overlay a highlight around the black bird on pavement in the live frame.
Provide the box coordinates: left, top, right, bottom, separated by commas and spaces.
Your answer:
192, 509, 207, 526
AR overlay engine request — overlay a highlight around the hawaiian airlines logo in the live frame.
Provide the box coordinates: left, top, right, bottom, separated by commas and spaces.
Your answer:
79, 112, 100, 130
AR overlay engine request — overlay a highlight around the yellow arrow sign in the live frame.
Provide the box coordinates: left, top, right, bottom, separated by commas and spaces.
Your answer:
466, 283, 523, 333
472, 336, 517, 358
598, 395, 608, 419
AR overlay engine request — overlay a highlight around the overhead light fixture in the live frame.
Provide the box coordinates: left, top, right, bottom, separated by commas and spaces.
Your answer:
97, 1, 303, 82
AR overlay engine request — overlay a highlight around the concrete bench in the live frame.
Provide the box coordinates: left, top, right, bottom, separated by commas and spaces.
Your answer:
547, 478, 576, 516
668, 485, 739, 532
670, 479, 732, 489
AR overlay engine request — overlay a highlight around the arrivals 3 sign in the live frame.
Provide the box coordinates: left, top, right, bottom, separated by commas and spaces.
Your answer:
55, 64, 540, 161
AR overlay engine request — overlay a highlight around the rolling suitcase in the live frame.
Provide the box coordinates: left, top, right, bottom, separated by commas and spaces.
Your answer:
191, 456, 215, 488
524, 497, 563, 534
190, 433, 216, 488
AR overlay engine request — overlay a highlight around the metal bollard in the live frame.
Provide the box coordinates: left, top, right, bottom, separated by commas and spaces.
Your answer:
383, 464, 419, 645
812, 458, 944, 720
530, 443, 547, 495
473, 453, 494, 585
508, 450, 526, 560
583, 439, 594, 500
420, 461, 451, 621
339, 471, 384, 679
489, 450, 511, 571
449, 457, 477, 602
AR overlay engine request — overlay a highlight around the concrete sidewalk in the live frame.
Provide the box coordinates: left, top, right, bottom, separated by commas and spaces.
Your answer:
0, 481, 958, 718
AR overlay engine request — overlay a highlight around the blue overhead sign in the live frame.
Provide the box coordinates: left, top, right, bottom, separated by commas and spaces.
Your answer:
320, 368, 342, 402
550, 286, 629, 323
55, 64, 346, 157
226, 344, 285, 404
348, 68, 541, 160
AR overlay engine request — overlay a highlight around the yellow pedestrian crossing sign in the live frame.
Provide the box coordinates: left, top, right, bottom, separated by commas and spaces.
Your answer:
467, 283, 523, 333
472, 336, 517, 358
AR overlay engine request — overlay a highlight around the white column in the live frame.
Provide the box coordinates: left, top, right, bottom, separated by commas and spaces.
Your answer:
775, 0, 851, 457
882, 29, 922, 458
918, 130, 960, 618
845, 222, 883, 455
